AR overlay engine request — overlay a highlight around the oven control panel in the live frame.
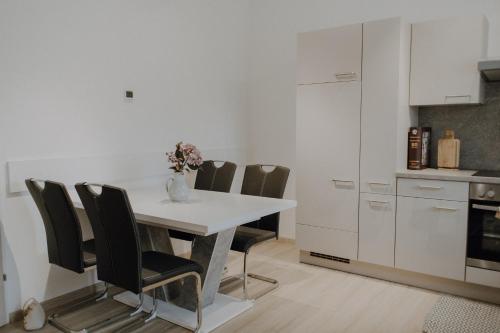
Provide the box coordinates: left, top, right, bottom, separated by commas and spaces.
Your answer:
470, 183, 500, 201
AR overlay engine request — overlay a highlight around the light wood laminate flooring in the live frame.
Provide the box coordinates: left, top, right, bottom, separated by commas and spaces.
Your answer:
0, 240, 439, 333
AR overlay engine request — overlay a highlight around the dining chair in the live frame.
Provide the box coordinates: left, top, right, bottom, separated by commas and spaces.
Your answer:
76, 183, 204, 332
169, 160, 237, 242
25, 179, 108, 333
223, 165, 290, 300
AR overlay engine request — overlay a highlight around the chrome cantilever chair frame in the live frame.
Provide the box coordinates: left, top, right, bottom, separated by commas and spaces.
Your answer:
47, 281, 109, 333
221, 245, 279, 301
47, 282, 147, 333
114, 271, 202, 333
142, 271, 203, 331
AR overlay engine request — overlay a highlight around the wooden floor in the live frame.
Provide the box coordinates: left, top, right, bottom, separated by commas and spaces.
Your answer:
0, 240, 440, 333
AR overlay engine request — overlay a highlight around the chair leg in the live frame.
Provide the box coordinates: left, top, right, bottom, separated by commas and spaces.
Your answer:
129, 293, 145, 317
48, 286, 145, 333
243, 249, 279, 300
144, 289, 158, 324
243, 250, 249, 300
194, 272, 203, 333
139, 273, 203, 332
219, 246, 279, 301
50, 282, 108, 318
47, 283, 109, 333
142, 274, 201, 330
94, 284, 108, 302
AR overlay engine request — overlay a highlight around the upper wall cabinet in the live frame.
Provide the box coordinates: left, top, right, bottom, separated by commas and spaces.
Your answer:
410, 16, 488, 106
297, 23, 362, 84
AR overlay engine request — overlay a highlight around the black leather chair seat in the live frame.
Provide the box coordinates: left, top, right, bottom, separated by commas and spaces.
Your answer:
230, 226, 276, 253
168, 230, 195, 242
141, 251, 203, 287
82, 239, 96, 267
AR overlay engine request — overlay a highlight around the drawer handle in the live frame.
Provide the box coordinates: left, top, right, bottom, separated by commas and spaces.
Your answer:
368, 200, 390, 206
368, 182, 390, 186
433, 206, 458, 211
335, 72, 356, 79
331, 179, 354, 186
332, 179, 354, 183
418, 185, 443, 190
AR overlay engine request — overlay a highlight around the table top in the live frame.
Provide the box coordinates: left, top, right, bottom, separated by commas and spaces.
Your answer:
69, 179, 296, 236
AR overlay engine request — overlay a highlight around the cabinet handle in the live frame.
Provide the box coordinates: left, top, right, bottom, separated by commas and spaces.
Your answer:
418, 185, 443, 190
444, 95, 471, 103
472, 204, 500, 212
368, 200, 390, 206
331, 179, 354, 185
335, 72, 356, 79
368, 182, 390, 186
433, 206, 458, 211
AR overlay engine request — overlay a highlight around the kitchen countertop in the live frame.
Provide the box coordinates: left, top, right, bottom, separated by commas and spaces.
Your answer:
396, 168, 500, 184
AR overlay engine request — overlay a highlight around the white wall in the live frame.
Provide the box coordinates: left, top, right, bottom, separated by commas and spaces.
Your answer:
246, 0, 500, 239
2, 0, 500, 318
0, 0, 250, 316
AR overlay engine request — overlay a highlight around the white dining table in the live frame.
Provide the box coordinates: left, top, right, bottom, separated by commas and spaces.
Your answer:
69, 178, 296, 333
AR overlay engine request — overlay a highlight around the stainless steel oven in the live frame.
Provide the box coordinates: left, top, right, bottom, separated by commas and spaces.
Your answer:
467, 182, 500, 271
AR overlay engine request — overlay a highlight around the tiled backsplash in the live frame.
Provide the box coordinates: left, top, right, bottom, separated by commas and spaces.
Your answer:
419, 82, 500, 171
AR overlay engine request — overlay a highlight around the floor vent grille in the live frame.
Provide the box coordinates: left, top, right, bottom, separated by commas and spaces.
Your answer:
310, 252, 350, 264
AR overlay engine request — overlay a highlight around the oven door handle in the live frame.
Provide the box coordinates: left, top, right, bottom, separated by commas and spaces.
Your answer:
472, 204, 500, 212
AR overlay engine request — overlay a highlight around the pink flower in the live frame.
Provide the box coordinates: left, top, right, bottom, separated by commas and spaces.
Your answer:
166, 142, 203, 172
167, 152, 178, 163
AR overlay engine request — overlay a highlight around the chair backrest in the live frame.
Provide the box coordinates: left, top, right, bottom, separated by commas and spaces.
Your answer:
25, 179, 86, 273
194, 160, 237, 193
75, 184, 142, 294
240, 165, 290, 235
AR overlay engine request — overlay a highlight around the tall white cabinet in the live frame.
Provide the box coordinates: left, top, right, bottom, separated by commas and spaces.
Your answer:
296, 23, 362, 260
358, 18, 416, 266
296, 17, 415, 263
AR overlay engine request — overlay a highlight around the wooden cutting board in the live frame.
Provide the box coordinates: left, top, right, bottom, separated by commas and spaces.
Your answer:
438, 130, 460, 169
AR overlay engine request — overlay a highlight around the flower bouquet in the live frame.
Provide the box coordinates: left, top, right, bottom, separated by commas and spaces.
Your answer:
165, 142, 203, 202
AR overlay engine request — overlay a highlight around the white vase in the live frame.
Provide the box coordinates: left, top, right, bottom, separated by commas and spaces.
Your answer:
166, 173, 191, 202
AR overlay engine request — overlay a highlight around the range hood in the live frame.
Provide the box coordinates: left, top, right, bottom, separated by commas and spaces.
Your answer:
479, 58, 500, 81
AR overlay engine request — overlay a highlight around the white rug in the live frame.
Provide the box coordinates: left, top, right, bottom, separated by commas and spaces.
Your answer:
423, 296, 500, 333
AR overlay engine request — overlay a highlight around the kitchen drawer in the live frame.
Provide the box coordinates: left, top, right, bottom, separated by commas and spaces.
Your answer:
466, 266, 500, 289
296, 223, 358, 260
397, 178, 468, 201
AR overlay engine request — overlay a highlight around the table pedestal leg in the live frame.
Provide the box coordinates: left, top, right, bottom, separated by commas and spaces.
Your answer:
172, 227, 236, 311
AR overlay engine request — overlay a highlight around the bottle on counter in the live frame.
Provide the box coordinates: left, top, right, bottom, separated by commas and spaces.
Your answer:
407, 127, 432, 170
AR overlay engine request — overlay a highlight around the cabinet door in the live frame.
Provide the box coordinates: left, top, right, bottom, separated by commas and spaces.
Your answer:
360, 18, 407, 194
297, 23, 362, 84
395, 196, 468, 280
296, 82, 361, 232
410, 16, 488, 106
358, 193, 396, 267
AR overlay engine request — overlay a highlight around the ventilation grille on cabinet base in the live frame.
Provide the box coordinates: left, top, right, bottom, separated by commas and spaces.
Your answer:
310, 252, 350, 264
